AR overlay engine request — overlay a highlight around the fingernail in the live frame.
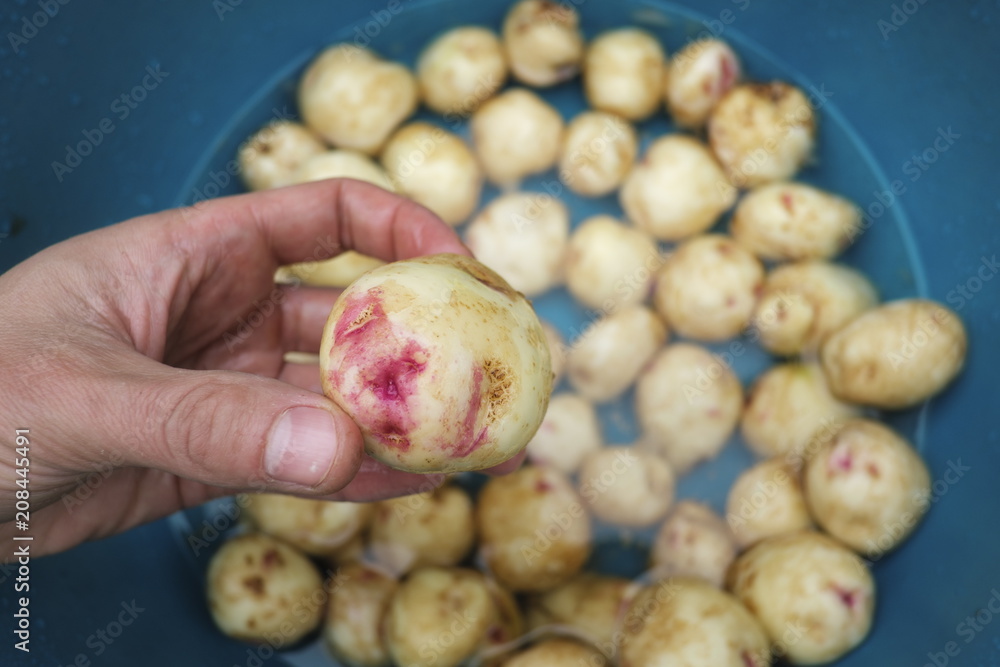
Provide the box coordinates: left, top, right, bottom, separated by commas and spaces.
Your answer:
265, 407, 340, 487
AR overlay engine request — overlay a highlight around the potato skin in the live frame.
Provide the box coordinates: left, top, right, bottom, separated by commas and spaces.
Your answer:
559, 113, 639, 197
577, 447, 675, 527
524, 573, 631, 650
238, 121, 325, 191
471, 88, 564, 185
417, 27, 507, 116
650, 501, 736, 587
497, 638, 609, 667
665, 38, 741, 128
726, 458, 812, 548
820, 299, 967, 408
526, 393, 603, 474
803, 419, 931, 556
243, 494, 373, 557
583, 28, 666, 121
323, 562, 397, 667
502, 0, 584, 87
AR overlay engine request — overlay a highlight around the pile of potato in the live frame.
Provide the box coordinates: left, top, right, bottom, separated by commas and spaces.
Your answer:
207, 1, 969, 665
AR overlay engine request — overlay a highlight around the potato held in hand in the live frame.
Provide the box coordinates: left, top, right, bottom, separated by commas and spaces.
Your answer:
320, 254, 552, 473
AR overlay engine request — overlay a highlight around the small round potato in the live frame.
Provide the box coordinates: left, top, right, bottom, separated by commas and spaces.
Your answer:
726, 458, 812, 548
558, 112, 639, 197
238, 121, 326, 191
753, 260, 878, 356
471, 88, 565, 185
483, 579, 526, 654
620, 577, 770, 667
465, 192, 570, 297
207, 533, 324, 644
584, 28, 667, 121
526, 393, 603, 474
652, 234, 765, 342
741, 363, 860, 461
502, 0, 584, 87
497, 638, 609, 667
803, 419, 931, 556
578, 447, 675, 527
243, 494, 373, 557
292, 149, 396, 191
417, 27, 508, 116
323, 562, 397, 667
524, 573, 631, 650
730, 182, 861, 261
540, 320, 568, 386
298, 44, 417, 155
380, 122, 483, 226
620, 135, 737, 241
564, 215, 660, 312
636, 343, 743, 473
727, 531, 875, 664
665, 38, 742, 128
650, 501, 737, 587
283, 252, 386, 289
369, 484, 476, 576
821, 299, 967, 409
385, 567, 497, 667
566, 305, 668, 403
477, 466, 591, 593
708, 82, 816, 188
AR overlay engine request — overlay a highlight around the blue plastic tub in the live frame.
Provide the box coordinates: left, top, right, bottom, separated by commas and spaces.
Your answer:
1, 1, 998, 665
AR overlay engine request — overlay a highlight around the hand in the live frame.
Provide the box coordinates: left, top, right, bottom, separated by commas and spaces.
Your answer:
0, 179, 485, 558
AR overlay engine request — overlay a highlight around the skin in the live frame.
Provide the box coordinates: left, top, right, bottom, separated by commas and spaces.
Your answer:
0, 180, 520, 559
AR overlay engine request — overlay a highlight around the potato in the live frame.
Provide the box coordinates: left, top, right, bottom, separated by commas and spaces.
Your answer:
471, 88, 564, 185
417, 27, 507, 116
497, 638, 609, 667
753, 260, 878, 356
730, 182, 861, 261
652, 234, 764, 341
320, 254, 552, 473
526, 393, 603, 474
558, 112, 639, 197
243, 494, 373, 557
636, 343, 743, 473
238, 121, 326, 191
708, 82, 816, 188
385, 567, 497, 667
578, 447, 675, 527
369, 484, 476, 576
323, 562, 397, 667
665, 38, 741, 128
803, 419, 931, 556
283, 252, 386, 289
583, 28, 666, 121
620, 577, 770, 667
620, 135, 737, 241
728, 531, 875, 664
820, 299, 967, 409
726, 458, 812, 548
741, 363, 860, 461
483, 579, 526, 653
502, 0, 584, 87
540, 320, 567, 386
465, 192, 569, 297
566, 305, 667, 403
206, 533, 324, 644
524, 573, 631, 650
477, 466, 591, 593
380, 122, 483, 226
298, 44, 417, 155
292, 149, 396, 191
564, 215, 660, 312
650, 501, 736, 587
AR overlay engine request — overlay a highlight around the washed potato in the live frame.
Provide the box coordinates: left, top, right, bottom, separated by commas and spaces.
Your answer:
708, 82, 816, 188
730, 182, 861, 261
620, 135, 737, 241
238, 120, 326, 191
803, 419, 931, 556
578, 447, 675, 527
370, 484, 476, 576
417, 27, 507, 116
482, 579, 526, 655
566, 305, 667, 403
502, 0, 584, 87
283, 252, 386, 289
564, 215, 660, 312
558, 112, 639, 197
652, 234, 765, 341
323, 562, 397, 667
497, 638, 609, 667
243, 494, 373, 557
320, 254, 552, 473
477, 466, 591, 592
728, 531, 875, 664
292, 149, 396, 191
298, 44, 417, 154
526, 393, 603, 474
540, 320, 567, 386
471, 88, 564, 185
525, 573, 631, 650
650, 500, 736, 587
665, 38, 741, 128
821, 299, 967, 409
584, 28, 666, 121
636, 343, 743, 473
726, 458, 812, 548
206, 533, 324, 644
465, 192, 570, 297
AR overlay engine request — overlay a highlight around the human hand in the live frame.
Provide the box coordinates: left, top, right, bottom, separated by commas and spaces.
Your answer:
0, 179, 503, 557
